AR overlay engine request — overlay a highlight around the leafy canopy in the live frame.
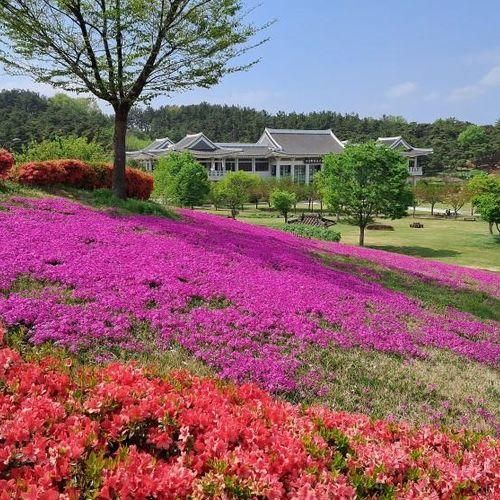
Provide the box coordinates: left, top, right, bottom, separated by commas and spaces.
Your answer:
217, 171, 258, 218
0, 1, 267, 108
320, 142, 412, 245
153, 152, 209, 207
270, 189, 296, 222
16, 136, 110, 164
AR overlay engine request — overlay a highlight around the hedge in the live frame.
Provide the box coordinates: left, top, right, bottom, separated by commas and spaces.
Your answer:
0, 149, 14, 178
282, 223, 341, 242
12, 159, 153, 200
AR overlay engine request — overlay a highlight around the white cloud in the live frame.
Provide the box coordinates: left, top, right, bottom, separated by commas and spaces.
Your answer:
448, 84, 484, 102
386, 81, 418, 98
479, 65, 500, 86
448, 64, 500, 102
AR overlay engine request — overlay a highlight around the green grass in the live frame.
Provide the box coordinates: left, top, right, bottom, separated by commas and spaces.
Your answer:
0, 181, 176, 219
296, 346, 499, 436
201, 204, 500, 271
319, 253, 500, 321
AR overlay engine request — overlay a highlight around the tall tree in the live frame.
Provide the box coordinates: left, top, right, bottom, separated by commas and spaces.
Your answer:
321, 143, 412, 246
0, 1, 267, 198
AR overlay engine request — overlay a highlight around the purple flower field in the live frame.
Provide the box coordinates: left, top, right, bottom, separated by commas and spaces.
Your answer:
0, 197, 498, 393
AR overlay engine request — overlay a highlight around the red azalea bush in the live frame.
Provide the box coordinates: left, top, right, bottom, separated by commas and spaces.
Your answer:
0, 148, 14, 179
13, 159, 153, 199
0, 329, 498, 498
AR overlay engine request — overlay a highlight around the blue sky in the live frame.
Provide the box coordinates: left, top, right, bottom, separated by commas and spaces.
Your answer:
2, 0, 500, 124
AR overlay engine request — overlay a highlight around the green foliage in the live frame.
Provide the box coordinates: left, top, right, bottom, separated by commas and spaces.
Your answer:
0, 90, 112, 151
171, 162, 211, 209
16, 136, 110, 164
441, 182, 471, 215
126, 133, 152, 152
216, 171, 259, 218
457, 125, 493, 165
154, 152, 209, 207
320, 143, 413, 246
282, 224, 341, 242
413, 180, 444, 215
85, 189, 176, 218
270, 189, 296, 222
475, 192, 500, 234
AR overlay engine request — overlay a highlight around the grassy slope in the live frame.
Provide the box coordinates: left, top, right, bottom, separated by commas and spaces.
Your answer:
1, 188, 498, 435
203, 204, 500, 271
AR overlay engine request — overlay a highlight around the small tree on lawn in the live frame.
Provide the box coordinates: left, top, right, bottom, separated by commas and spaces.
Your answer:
172, 162, 210, 209
468, 172, 498, 216
270, 189, 296, 223
153, 152, 209, 208
0, 1, 267, 199
470, 174, 500, 234
475, 193, 500, 235
217, 171, 257, 219
320, 143, 412, 246
414, 180, 444, 216
442, 182, 471, 217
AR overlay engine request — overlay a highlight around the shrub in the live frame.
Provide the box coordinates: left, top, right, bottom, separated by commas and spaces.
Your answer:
87, 189, 175, 217
16, 136, 110, 164
271, 189, 296, 222
0, 335, 498, 498
282, 224, 341, 242
0, 149, 14, 179
13, 160, 153, 199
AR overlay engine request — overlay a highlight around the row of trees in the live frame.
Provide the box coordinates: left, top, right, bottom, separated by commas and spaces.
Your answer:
152, 152, 300, 221
153, 146, 500, 244
2, 90, 500, 181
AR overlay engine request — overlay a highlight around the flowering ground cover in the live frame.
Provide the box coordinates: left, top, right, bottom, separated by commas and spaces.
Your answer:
1, 329, 498, 498
0, 196, 498, 432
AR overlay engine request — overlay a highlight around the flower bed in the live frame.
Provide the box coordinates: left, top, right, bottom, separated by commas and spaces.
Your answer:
0, 198, 498, 397
0, 331, 498, 498
12, 160, 153, 199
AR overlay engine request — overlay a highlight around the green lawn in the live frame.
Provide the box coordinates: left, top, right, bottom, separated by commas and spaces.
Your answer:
202, 203, 500, 272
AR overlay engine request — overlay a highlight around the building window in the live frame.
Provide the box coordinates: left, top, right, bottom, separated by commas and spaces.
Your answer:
198, 160, 211, 170
294, 165, 306, 184
239, 158, 252, 172
226, 159, 236, 172
255, 158, 269, 172
280, 165, 291, 177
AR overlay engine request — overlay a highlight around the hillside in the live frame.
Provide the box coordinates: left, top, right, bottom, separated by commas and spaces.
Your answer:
0, 196, 498, 431
0, 194, 498, 497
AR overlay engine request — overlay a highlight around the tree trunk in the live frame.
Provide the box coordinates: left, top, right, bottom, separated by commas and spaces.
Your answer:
112, 105, 130, 199
431, 202, 435, 216
284, 212, 288, 223
359, 225, 366, 246
489, 222, 494, 235
412, 203, 416, 218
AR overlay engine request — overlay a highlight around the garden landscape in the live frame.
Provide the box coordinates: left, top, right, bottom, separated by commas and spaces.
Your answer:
0, 0, 500, 498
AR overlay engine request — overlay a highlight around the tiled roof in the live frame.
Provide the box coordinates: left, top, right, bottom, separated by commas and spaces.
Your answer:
262, 129, 344, 155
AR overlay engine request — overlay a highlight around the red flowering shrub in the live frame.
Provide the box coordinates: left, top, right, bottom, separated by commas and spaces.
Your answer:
13, 159, 153, 199
0, 148, 14, 179
0, 324, 498, 499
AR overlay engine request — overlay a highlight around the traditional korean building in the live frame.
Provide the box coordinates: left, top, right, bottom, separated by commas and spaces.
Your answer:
127, 129, 432, 184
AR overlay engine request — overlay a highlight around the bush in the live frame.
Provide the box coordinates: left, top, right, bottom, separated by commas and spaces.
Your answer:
87, 189, 175, 217
282, 224, 341, 242
270, 189, 296, 223
0, 149, 14, 179
16, 136, 110, 164
13, 159, 153, 200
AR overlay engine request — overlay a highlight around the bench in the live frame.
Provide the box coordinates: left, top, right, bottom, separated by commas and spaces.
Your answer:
287, 213, 336, 228
463, 217, 476, 222
410, 222, 424, 228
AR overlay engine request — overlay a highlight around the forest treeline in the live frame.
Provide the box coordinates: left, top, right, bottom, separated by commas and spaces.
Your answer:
2, 89, 500, 175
